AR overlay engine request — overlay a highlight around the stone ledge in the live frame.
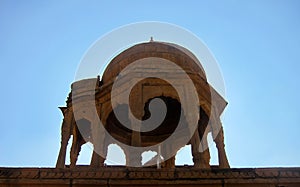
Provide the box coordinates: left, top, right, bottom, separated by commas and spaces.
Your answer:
0, 167, 299, 187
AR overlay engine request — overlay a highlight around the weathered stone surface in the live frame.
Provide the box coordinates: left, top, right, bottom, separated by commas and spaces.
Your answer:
0, 167, 300, 187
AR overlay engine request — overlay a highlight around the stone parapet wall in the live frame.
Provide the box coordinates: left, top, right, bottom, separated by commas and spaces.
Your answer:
0, 167, 299, 187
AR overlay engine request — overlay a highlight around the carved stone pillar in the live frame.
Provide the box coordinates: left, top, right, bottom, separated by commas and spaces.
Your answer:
128, 130, 142, 167
69, 124, 86, 168
90, 126, 107, 167
214, 126, 230, 168
164, 156, 175, 168
191, 129, 210, 169
56, 107, 72, 168
161, 144, 175, 168
211, 107, 230, 168
91, 136, 108, 167
90, 103, 107, 167
122, 146, 142, 167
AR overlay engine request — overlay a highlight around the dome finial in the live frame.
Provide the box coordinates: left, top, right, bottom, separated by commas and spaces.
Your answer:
150, 36, 154, 42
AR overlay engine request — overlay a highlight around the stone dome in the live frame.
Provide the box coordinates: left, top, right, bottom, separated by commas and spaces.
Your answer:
102, 41, 207, 84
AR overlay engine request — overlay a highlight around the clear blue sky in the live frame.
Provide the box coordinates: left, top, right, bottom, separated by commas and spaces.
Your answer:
0, 0, 299, 167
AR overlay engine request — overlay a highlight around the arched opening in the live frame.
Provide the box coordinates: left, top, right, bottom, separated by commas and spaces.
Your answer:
105, 144, 126, 165
105, 96, 188, 147
65, 136, 73, 165
104, 96, 195, 167
69, 118, 92, 166
208, 132, 219, 166
141, 150, 164, 166
105, 104, 131, 146
141, 96, 188, 147
76, 142, 93, 165
175, 145, 193, 166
